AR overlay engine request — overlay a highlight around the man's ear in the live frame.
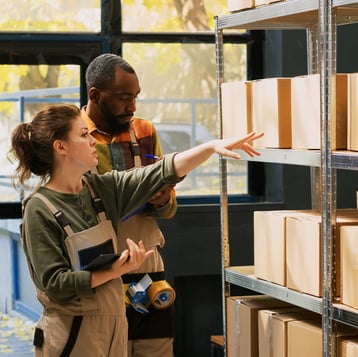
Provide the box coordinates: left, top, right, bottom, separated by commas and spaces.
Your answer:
89, 87, 100, 102
53, 139, 66, 155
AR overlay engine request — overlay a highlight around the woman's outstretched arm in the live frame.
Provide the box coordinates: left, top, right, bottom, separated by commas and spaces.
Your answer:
173, 132, 264, 178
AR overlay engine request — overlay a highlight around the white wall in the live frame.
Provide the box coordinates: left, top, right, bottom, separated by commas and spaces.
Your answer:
0, 224, 14, 314
0, 219, 41, 319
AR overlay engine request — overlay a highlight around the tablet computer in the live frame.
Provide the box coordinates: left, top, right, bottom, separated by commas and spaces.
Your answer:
82, 253, 120, 271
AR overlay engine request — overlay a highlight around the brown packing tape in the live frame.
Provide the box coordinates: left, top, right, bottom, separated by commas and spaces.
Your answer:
148, 280, 176, 309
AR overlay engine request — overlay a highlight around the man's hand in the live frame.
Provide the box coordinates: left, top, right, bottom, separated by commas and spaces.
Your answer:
148, 185, 175, 208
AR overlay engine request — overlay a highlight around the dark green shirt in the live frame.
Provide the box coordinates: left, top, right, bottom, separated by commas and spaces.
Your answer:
21, 154, 181, 303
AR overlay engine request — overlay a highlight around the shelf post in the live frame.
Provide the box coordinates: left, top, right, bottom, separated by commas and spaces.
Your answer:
318, 0, 337, 354
215, 16, 229, 357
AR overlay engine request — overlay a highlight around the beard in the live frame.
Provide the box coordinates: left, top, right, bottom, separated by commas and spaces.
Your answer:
108, 119, 131, 134
99, 101, 132, 134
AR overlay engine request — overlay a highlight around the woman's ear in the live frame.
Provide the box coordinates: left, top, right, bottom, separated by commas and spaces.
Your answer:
53, 139, 66, 155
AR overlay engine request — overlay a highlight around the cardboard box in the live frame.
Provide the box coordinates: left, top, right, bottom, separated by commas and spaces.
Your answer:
286, 211, 358, 297
288, 319, 322, 357
226, 295, 292, 357
258, 308, 320, 357
255, 0, 281, 7
288, 319, 358, 357
339, 337, 358, 356
254, 210, 318, 286
348, 73, 358, 151
228, 0, 254, 12
221, 81, 252, 139
291, 73, 348, 150
251, 77, 291, 148
340, 225, 358, 309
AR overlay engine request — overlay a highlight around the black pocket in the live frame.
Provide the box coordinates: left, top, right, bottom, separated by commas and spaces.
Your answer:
33, 327, 44, 347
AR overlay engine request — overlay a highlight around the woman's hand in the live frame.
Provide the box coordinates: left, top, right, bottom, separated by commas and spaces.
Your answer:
117, 238, 154, 272
173, 131, 264, 178
91, 239, 153, 288
213, 131, 264, 159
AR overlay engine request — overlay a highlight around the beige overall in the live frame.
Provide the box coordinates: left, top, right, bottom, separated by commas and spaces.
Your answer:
124, 129, 174, 357
31, 179, 128, 357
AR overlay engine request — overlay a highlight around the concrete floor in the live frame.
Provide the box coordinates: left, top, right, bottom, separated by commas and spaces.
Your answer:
0, 313, 34, 356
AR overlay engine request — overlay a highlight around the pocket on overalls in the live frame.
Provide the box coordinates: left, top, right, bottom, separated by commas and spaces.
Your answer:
65, 220, 118, 271
34, 314, 76, 356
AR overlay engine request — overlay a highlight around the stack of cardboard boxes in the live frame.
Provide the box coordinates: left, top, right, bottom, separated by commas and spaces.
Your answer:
226, 295, 297, 357
226, 295, 358, 356
253, 209, 358, 309
221, 73, 358, 151
224, 209, 358, 356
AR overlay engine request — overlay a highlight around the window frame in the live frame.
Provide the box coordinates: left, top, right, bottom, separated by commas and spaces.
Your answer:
0, 0, 263, 218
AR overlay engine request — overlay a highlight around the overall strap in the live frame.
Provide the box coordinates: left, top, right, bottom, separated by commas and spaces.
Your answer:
129, 127, 142, 168
32, 193, 74, 237
81, 175, 107, 223
30, 196, 84, 351
59, 316, 83, 357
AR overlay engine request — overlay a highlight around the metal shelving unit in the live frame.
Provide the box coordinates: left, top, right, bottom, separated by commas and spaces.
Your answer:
217, 0, 358, 29
233, 149, 358, 169
226, 266, 358, 329
215, 0, 358, 356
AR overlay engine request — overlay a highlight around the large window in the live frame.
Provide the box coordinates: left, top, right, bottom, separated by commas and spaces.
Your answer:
0, 65, 80, 202
0, 0, 101, 32
122, 0, 227, 32
124, 42, 246, 195
0, 0, 252, 206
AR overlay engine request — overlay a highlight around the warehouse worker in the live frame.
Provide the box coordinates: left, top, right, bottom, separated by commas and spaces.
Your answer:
9, 102, 263, 356
82, 53, 177, 356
